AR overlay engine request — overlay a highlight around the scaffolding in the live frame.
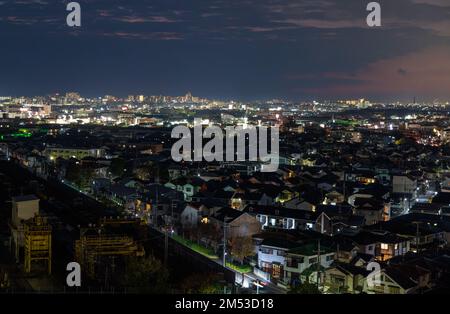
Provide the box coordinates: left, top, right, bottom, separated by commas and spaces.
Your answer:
23, 215, 52, 274
75, 219, 145, 279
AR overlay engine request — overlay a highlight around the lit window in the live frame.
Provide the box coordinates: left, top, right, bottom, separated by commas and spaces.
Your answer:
381, 243, 389, 250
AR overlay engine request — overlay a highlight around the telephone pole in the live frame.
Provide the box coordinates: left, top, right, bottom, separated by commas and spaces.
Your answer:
343, 171, 346, 201
154, 183, 159, 228
412, 221, 421, 254
316, 239, 322, 291
222, 219, 227, 267
164, 226, 169, 267
222, 218, 229, 295
153, 167, 160, 228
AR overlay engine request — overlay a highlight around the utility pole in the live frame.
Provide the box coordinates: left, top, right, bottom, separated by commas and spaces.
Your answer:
220, 217, 229, 295
171, 200, 176, 225
343, 171, 346, 201
413, 221, 421, 254
153, 167, 160, 228
316, 239, 321, 291
163, 199, 177, 267
416, 223, 419, 254
154, 181, 159, 229
320, 213, 325, 234
164, 226, 169, 267
223, 219, 227, 267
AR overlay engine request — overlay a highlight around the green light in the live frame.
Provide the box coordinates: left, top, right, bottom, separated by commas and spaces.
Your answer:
334, 119, 357, 126
11, 133, 32, 138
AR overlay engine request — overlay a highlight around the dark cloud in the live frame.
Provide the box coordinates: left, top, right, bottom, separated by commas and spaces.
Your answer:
0, 0, 449, 101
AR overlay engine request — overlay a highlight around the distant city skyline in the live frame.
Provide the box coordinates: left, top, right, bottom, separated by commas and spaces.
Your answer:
0, 0, 450, 102
0, 91, 446, 105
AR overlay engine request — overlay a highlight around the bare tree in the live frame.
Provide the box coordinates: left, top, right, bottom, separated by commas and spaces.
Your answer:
230, 236, 254, 265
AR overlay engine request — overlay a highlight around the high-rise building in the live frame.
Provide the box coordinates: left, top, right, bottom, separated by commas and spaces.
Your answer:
184, 92, 192, 102
65, 92, 81, 104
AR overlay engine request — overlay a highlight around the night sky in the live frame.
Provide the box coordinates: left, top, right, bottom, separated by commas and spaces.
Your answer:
0, 0, 450, 101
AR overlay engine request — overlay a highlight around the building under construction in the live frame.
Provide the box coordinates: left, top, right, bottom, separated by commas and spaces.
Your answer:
9, 195, 40, 263
8, 195, 52, 275
23, 215, 52, 274
74, 217, 145, 283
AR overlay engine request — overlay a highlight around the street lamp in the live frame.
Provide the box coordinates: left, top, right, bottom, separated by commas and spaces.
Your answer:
253, 281, 263, 295
222, 218, 239, 268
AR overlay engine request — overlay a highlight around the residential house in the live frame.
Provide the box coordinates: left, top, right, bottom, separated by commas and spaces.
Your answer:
255, 237, 298, 283
346, 230, 410, 261
313, 204, 364, 235
392, 175, 417, 196
209, 207, 262, 244
165, 177, 203, 201
244, 205, 317, 231
389, 213, 450, 249
363, 265, 430, 294
284, 197, 316, 211
324, 263, 369, 293
180, 203, 208, 229
230, 191, 274, 210
351, 197, 387, 225
324, 190, 345, 205
284, 242, 336, 286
